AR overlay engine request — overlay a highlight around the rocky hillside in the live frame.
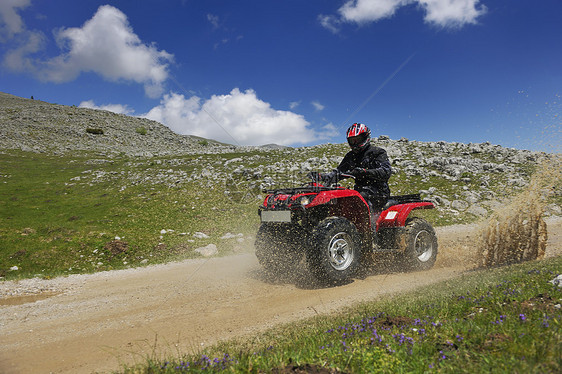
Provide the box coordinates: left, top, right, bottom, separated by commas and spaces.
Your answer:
1, 91, 560, 220
0, 92, 232, 156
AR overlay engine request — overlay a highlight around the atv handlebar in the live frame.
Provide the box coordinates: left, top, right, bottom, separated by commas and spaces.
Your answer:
338, 173, 354, 179
306, 171, 355, 188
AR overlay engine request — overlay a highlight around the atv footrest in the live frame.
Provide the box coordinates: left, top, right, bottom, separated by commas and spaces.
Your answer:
374, 226, 407, 252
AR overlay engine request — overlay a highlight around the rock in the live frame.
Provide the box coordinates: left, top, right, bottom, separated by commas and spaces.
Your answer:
221, 233, 243, 240
550, 275, 562, 288
21, 227, 36, 235
433, 195, 451, 207
508, 177, 527, 187
387, 148, 403, 158
481, 200, 502, 211
195, 244, 218, 257
224, 157, 243, 165
193, 232, 210, 239
104, 240, 128, 256
452, 200, 469, 211
467, 205, 488, 217
461, 190, 480, 204
545, 203, 561, 216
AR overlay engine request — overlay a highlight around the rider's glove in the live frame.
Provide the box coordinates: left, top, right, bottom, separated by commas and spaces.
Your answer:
321, 172, 334, 185
308, 170, 341, 186
350, 167, 367, 178
306, 171, 321, 181
324, 169, 343, 185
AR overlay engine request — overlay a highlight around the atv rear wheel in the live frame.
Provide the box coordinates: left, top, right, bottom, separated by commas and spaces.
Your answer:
401, 217, 438, 271
307, 217, 362, 284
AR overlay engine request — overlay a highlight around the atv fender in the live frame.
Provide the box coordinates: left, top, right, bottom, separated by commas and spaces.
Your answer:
376, 202, 434, 230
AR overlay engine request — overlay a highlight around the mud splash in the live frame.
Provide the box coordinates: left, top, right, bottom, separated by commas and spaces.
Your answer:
476, 158, 561, 267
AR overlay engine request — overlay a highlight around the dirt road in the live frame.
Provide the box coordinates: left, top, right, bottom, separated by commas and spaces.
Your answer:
1, 218, 560, 374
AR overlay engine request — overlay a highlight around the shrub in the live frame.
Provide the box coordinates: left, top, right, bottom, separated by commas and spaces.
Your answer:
86, 128, 104, 135
135, 126, 147, 135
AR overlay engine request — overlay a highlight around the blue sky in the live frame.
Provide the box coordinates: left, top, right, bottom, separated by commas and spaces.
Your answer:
1, 0, 560, 151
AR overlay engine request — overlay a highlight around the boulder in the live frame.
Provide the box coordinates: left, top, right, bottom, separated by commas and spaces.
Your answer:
467, 205, 488, 217
195, 244, 218, 257
452, 200, 469, 211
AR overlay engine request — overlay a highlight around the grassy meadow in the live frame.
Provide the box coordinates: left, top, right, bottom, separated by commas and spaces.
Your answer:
0, 150, 258, 280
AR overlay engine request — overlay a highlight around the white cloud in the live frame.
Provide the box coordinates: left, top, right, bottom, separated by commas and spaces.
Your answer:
320, 123, 339, 140
143, 89, 322, 146
324, 0, 487, 29
318, 14, 341, 34
78, 100, 134, 115
418, 0, 487, 28
340, 0, 407, 24
2, 4, 173, 98
0, 0, 45, 73
312, 101, 325, 111
289, 101, 301, 110
42, 5, 173, 98
0, 0, 30, 40
3, 30, 44, 72
207, 14, 220, 29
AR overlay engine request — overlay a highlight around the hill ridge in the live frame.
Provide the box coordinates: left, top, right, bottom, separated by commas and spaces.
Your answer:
0, 92, 233, 156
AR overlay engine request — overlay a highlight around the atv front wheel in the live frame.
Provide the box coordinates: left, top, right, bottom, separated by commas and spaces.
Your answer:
307, 217, 362, 284
401, 217, 438, 271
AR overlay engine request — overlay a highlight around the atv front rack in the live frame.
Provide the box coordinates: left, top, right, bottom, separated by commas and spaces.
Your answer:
264, 186, 337, 194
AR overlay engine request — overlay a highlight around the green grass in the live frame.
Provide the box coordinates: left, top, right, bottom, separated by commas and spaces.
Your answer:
0, 151, 259, 279
119, 256, 562, 373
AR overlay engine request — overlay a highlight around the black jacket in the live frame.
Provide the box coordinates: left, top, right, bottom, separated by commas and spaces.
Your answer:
337, 143, 392, 201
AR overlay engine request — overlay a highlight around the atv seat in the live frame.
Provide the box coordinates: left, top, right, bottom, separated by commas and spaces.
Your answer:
382, 199, 398, 210
382, 194, 423, 210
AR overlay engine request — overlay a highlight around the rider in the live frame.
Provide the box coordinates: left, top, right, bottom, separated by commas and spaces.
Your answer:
317, 123, 393, 211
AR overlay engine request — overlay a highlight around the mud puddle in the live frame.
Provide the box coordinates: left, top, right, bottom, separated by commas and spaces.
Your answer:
0, 292, 60, 306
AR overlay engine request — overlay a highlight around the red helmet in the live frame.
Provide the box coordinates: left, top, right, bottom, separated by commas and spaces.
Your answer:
346, 123, 371, 152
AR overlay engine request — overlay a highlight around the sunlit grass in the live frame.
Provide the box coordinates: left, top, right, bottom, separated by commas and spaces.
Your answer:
0, 151, 259, 279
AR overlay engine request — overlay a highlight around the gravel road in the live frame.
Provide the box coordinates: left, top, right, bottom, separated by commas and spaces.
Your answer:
1, 218, 560, 374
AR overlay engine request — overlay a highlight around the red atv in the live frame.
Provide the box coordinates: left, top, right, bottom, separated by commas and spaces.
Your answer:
255, 174, 438, 284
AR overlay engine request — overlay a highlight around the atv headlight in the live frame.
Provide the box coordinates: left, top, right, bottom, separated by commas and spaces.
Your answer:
300, 196, 311, 206
293, 194, 316, 207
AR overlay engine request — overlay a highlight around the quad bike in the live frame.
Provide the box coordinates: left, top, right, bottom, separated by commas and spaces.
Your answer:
255, 174, 438, 284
